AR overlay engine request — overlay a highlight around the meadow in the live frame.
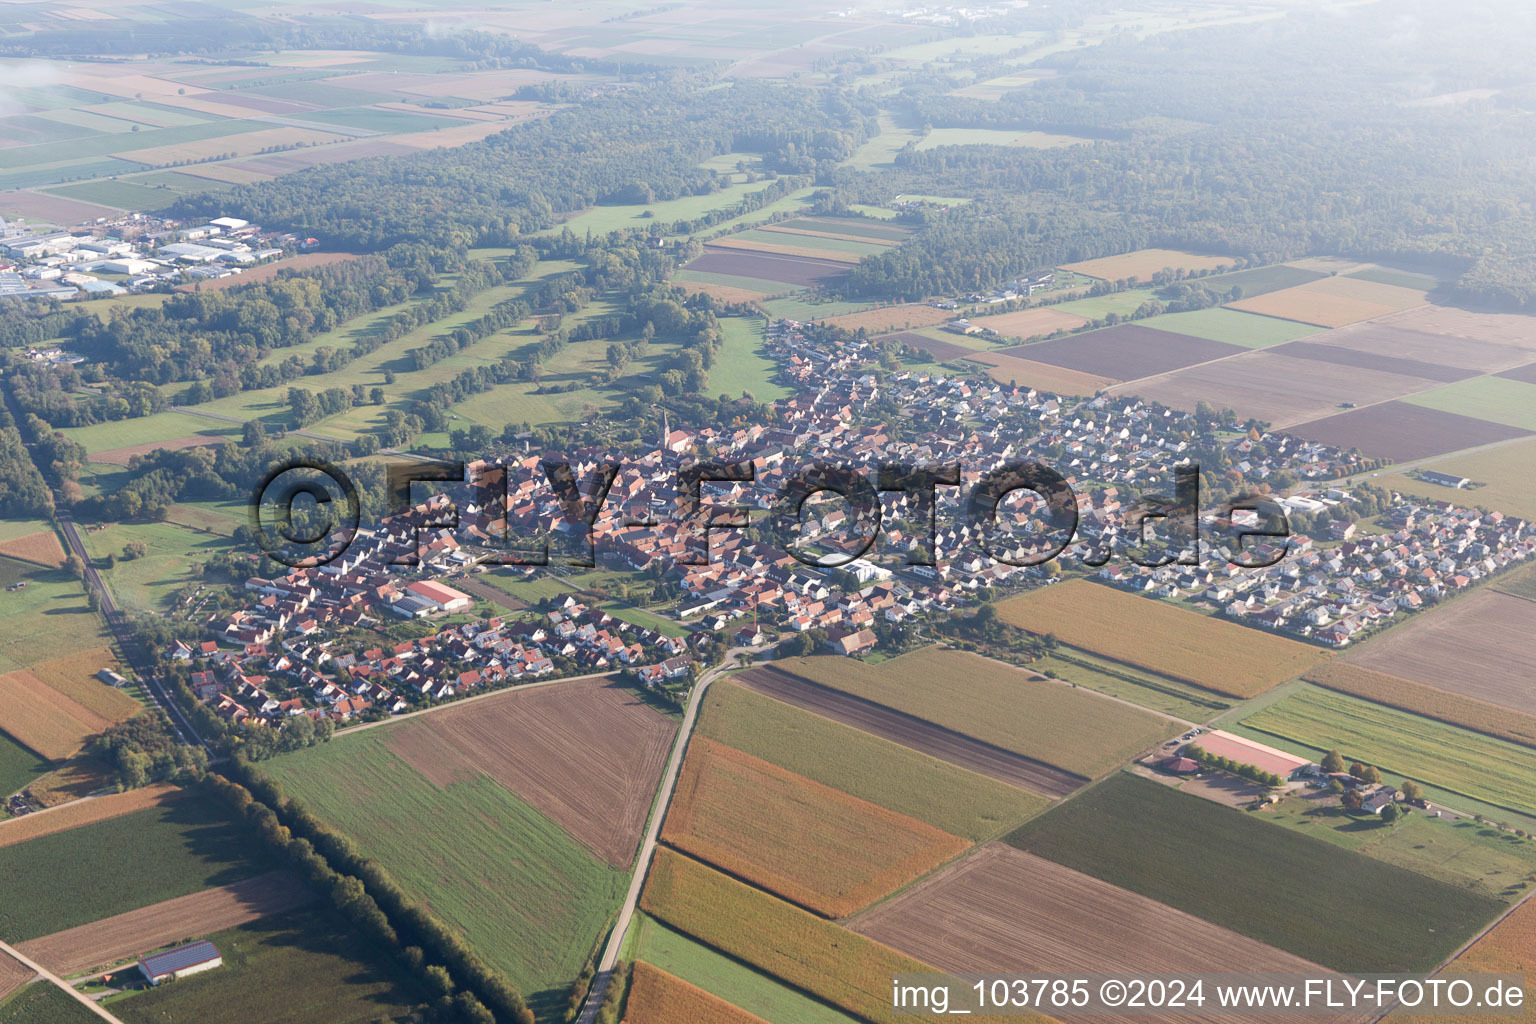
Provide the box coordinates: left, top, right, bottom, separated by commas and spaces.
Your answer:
773, 647, 1177, 778
640, 849, 983, 1024
1149, 307, 1323, 349
1403, 375, 1536, 432
265, 732, 627, 1010
629, 916, 858, 1024
1199, 263, 1327, 298
113, 906, 423, 1024
698, 681, 1050, 842
995, 579, 1329, 698
536, 179, 788, 238
662, 738, 969, 917
699, 316, 787, 401
1032, 649, 1229, 722
1006, 774, 1504, 972
1304, 660, 1536, 750
1242, 685, 1536, 818
83, 520, 230, 613
1048, 287, 1161, 319
0, 557, 110, 675
0, 792, 274, 943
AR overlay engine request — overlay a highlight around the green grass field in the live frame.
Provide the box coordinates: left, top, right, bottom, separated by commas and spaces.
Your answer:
1256, 791, 1536, 900
599, 602, 687, 638
1200, 263, 1327, 297
113, 906, 423, 1024
770, 648, 1177, 778
0, 792, 274, 943
60, 411, 239, 457
629, 916, 858, 1024
672, 268, 790, 295
730, 228, 889, 259
1403, 376, 1536, 432
1049, 288, 1161, 319
755, 296, 874, 320
538, 180, 788, 238
43, 179, 181, 211
1243, 685, 1536, 818
83, 520, 230, 613
708, 317, 788, 401
0, 983, 99, 1024
1033, 650, 1229, 722
1006, 773, 1505, 972
470, 570, 579, 605
0, 119, 268, 172
914, 127, 1087, 150
264, 733, 626, 1011
290, 107, 462, 133
1347, 266, 1440, 290
0, 730, 51, 803
699, 680, 1050, 841
0, 557, 109, 674
1148, 307, 1323, 349
1376, 438, 1536, 521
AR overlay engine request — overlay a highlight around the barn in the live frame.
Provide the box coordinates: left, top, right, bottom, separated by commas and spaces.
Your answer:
138, 941, 223, 986
405, 580, 473, 614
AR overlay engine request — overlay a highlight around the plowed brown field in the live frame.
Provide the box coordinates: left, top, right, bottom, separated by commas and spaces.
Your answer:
384, 676, 675, 866
0, 669, 113, 760
0, 949, 30, 1003
26, 648, 139, 724
18, 870, 313, 976
662, 738, 969, 917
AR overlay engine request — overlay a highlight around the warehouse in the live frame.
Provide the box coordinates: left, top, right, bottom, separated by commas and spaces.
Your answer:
138, 941, 223, 986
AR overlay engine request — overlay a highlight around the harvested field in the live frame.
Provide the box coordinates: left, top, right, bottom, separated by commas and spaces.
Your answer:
1200, 263, 1327, 298
673, 280, 769, 304
879, 330, 973, 362
640, 848, 989, 1024
1395, 897, 1536, 1024
1243, 684, 1536, 817
1342, 589, 1536, 715
996, 579, 1328, 698
0, 949, 30, 1003
1059, 248, 1232, 282
118, 126, 345, 166
1121, 350, 1475, 428
1287, 401, 1530, 461
685, 249, 848, 288
966, 351, 1115, 395
174, 252, 358, 292
1228, 276, 1428, 327
1296, 321, 1531, 373
662, 738, 969, 917
381, 676, 675, 866
1007, 773, 1505, 973
1305, 661, 1536, 751
707, 236, 865, 264
26, 648, 138, 723
817, 304, 951, 333
1498, 362, 1536, 384
853, 844, 1357, 1024
774, 216, 911, 242
1376, 305, 1536, 352
173, 163, 276, 185
0, 784, 180, 849
0, 532, 64, 568
18, 870, 313, 976
758, 647, 1175, 779
0, 189, 118, 225
391, 120, 533, 149
91, 434, 227, 466
1270, 339, 1475, 382
974, 307, 1090, 340
0, 669, 112, 760
758, 224, 900, 246
1004, 324, 1244, 381
623, 962, 769, 1024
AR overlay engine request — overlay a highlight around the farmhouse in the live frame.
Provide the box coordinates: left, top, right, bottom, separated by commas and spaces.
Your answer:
405, 580, 472, 613
139, 941, 223, 986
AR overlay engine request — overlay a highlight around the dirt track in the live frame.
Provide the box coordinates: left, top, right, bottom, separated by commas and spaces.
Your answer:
734, 666, 1083, 797
17, 871, 313, 977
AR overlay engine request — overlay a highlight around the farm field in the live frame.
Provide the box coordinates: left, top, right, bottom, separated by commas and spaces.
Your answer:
818, 303, 951, 334
1394, 896, 1536, 1024
0, 667, 117, 761
0, 558, 109, 675
264, 723, 630, 1005
1049, 287, 1161, 319
996, 579, 1328, 698
1001, 323, 1243, 381
1304, 661, 1536, 751
1198, 263, 1328, 298
1227, 275, 1429, 327
682, 248, 848, 289
377, 675, 676, 865
0, 785, 179, 850
18, 870, 314, 977
24, 648, 137, 723
1270, 338, 1474, 383
1058, 249, 1232, 282
1404, 375, 1536, 432
112, 906, 424, 1024
0, 531, 64, 569
1006, 773, 1504, 972
1033, 649, 1230, 721
697, 681, 1049, 842
914, 126, 1088, 150
0, 958, 26, 1009
661, 738, 969, 917
769, 216, 911, 243
878, 330, 979, 362
707, 235, 869, 264
0, 984, 98, 1024
852, 844, 1359, 1024
1287, 400, 1530, 461
972, 307, 1090, 340
1253, 790, 1536, 901
640, 849, 993, 1024
623, 962, 770, 1024
1375, 305, 1536, 354
763, 647, 1176, 778
1340, 589, 1536, 714
1242, 684, 1536, 818
965, 350, 1116, 394
0, 733, 48, 805
537, 179, 787, 238
83, 520, 230, 614
1149, 307, 1324, 348
1297, 320, 1533, 374
629, 916, 859, 1024
1375, 440, 1536, 519
57, 410, 239, 458
0, 791, 274, 943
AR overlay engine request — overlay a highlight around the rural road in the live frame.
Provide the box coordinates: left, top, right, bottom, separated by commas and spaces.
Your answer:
0, 941, 128, 1024
575, 646, 755, 1024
